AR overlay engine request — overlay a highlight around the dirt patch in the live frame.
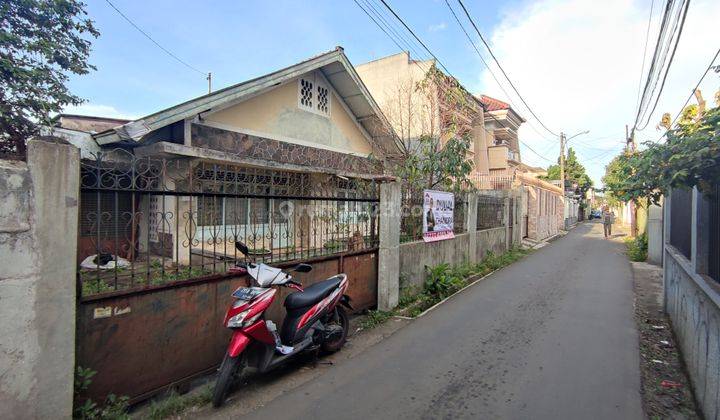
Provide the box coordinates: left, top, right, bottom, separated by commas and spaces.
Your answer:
631, 261, 699, 419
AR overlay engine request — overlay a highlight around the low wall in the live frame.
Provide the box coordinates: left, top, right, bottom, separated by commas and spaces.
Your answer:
664, 245, 720, 420
399, 227, 506, 290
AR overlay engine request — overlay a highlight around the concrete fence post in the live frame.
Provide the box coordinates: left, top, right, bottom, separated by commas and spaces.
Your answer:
0, 139, 80, 419
465, 194, 478, 262
504, 197, 511, 250
378, 182, 400, 310
647, 203, 664, 266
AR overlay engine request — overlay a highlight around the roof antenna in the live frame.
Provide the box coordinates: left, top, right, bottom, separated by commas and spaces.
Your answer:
207, 72, 212, 94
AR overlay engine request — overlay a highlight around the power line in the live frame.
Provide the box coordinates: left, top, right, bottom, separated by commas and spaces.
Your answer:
356, 0, 558, 164
443, 0, 556, 144
378, 0, 455, 76
635, 0, 690, 130
655, 46, 720, 143
455, 0, 559, 137
635, 0, 655, 110
633, 0, 690, 131
104, 0, 207, 76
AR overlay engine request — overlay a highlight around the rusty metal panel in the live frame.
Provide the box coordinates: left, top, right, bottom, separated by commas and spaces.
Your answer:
341, 251, 378, 311
77, 250, 377, 404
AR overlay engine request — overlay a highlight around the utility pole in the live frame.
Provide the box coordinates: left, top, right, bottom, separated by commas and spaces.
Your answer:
207, 72, 212, 94
559, 132, 566, 197
626, 125, 638, 236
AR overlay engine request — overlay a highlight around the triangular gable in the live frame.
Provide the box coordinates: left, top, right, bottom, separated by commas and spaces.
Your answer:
95, 48, 401, 157
202, 70, 374, 156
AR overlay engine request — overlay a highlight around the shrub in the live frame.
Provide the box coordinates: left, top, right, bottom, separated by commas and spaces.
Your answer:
625, 233, 648, 262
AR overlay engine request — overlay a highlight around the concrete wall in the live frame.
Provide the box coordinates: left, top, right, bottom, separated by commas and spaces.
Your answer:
0, 139, 80, 419
664, 246, 720, 420
206, 71, 373, 155
399, 227, 506, 290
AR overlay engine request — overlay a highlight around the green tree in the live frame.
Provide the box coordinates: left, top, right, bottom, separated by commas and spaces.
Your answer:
0, 0, 99, 158
391, 65, 475, 192
602, 103, 720, 204
543, 147, 593, 194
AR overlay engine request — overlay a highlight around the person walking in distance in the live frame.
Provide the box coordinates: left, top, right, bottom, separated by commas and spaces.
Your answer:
602, 206, 615, 238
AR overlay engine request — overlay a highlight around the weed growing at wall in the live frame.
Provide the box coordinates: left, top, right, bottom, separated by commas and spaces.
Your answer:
360, 247, 531, 328
146, 386, 213, 420
74, 366, 129, 419
625, 233, 648, 262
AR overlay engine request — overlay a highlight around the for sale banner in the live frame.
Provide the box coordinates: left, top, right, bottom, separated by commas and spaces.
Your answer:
422, 189, 455, 242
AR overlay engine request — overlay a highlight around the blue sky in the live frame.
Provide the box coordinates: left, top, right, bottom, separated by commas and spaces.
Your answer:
67, 0, 720, 185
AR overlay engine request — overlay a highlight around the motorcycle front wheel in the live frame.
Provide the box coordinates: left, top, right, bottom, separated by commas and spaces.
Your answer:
212, 353, 241, 407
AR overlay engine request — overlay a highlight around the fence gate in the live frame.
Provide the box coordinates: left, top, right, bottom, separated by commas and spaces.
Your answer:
75, 150, 381, 404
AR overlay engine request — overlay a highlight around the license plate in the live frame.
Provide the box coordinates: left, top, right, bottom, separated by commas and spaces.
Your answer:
232, 287, 265, 301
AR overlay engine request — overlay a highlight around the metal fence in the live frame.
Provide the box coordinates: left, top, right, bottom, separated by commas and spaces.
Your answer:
78, 150, 380, 296
400, 185, 467, 243
709, 183, 719, 284
669, 188, 692, 259
477, 195, 505, 230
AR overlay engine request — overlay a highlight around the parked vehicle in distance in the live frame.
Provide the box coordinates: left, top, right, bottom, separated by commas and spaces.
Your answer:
590, 209, 602, 219
212, 241, 352, 407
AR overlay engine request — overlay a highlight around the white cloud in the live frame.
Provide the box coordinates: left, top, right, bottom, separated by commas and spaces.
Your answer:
429, 22, 447, 32
478, 0, 720, 185
61, 103, 139, 120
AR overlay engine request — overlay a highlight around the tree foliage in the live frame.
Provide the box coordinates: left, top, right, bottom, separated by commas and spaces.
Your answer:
542, 147, 593, 194
390, 65, 476, 191
603, 103, 720, 204
0, 0, 99, 158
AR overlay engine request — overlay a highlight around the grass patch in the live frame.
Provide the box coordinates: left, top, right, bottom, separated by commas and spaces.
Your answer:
146, 386, 213, 420
360, 247, 531, 326
625, 233, 648, 262
359, 310, 394, 329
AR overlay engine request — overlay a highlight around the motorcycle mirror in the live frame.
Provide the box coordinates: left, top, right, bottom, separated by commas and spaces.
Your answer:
235, 241, 249, 256
293, 263, 312, 273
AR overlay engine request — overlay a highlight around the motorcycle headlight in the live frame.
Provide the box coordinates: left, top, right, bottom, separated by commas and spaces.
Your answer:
226, 309, 262, 328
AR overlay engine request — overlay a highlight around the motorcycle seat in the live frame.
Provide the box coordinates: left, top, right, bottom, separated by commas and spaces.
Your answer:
284, 276, 343, 309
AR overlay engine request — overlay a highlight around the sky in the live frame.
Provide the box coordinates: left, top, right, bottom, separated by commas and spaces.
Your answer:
66, 0, 720, 186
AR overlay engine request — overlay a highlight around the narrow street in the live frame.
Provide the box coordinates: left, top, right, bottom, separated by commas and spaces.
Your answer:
214, 221, 643, 419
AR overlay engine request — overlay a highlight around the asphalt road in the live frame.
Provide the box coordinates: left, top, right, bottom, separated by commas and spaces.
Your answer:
226, 222, 643, 419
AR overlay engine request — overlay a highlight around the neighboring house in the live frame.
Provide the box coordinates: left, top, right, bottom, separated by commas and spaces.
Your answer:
50, 47, 401, 274
477, 95, 524, 176
355, 52, 490, 178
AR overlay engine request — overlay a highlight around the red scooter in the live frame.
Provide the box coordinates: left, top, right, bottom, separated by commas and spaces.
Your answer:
212, 241, 352, 407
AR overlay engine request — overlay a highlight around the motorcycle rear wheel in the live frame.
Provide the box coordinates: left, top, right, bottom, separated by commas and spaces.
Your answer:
212, 353, 241, 407
321, 306, 349, 353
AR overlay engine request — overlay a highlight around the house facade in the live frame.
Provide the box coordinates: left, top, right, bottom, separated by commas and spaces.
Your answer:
52, 46, 400, 292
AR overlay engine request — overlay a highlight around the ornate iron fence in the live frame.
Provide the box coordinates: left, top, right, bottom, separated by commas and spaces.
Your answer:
477, 195, 505, 230
400, 184, 467, 243
78, 150, 380, 296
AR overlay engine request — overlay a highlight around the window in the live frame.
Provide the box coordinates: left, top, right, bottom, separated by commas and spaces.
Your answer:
298, 76, 331, 117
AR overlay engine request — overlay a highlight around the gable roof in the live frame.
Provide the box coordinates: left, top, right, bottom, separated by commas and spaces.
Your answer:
94, 47, 401, 156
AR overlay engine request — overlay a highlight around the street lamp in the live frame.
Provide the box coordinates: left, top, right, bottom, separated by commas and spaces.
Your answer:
560, 130, 589, 196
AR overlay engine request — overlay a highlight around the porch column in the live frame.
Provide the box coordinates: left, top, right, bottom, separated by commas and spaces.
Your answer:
378, 182, 400, 311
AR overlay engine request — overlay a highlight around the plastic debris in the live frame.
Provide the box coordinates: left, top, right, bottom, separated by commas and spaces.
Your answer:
659, 340, 671, 346
652, 359, 666, 364
651, 325, 665, 330
80, 254, 131, 270
660, 380, 683, 388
